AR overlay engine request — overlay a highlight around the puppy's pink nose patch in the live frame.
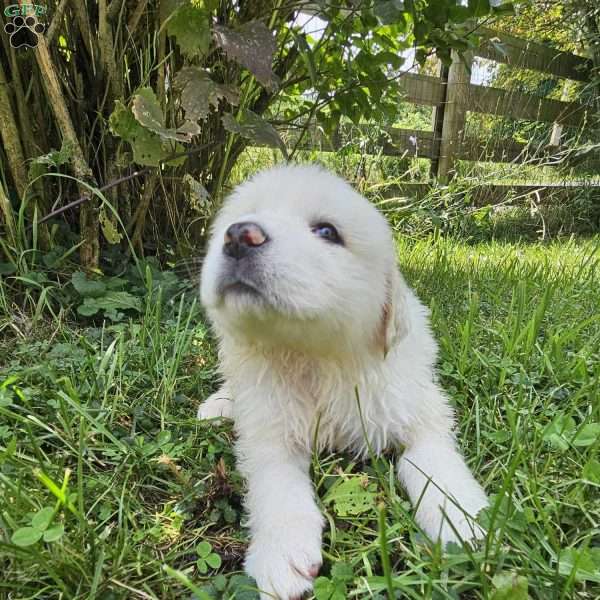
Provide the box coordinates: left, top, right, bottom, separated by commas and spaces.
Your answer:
224, 223, 266, 246
240, 226, 266, 246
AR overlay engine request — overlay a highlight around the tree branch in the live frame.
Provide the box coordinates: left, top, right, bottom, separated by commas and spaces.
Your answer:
46, 0, 70, 44
34, 142, 219, 228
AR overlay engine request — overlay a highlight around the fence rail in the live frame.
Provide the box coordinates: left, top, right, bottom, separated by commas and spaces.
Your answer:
274, 27, 599, 200
476, 27, 593, 82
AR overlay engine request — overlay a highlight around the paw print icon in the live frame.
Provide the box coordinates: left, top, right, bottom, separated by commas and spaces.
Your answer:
4, 15, 45, 49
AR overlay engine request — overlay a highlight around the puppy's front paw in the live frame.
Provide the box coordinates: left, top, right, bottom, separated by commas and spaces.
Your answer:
436, 498, 487, 544
417, 484, 487, 546
197, 391, 233, 421
245, 519, 323, 599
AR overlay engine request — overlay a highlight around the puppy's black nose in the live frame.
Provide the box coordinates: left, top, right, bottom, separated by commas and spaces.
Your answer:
223, 221, 268, 259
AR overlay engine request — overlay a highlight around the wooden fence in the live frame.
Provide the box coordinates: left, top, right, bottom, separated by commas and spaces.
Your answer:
278, 28, 598, 199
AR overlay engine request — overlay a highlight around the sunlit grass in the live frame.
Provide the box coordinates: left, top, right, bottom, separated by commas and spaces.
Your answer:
0, 235, 599, 598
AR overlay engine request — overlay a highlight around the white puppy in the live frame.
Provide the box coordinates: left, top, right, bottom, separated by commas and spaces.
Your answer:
198, 164, 487, 599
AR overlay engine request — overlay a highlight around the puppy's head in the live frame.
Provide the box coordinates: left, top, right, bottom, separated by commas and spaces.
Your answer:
201, 164, 405, 355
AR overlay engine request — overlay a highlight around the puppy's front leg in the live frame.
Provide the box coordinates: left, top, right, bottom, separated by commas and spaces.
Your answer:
197, 385, 233, 420
397, 430, 487, 545
237, 419, 323, 600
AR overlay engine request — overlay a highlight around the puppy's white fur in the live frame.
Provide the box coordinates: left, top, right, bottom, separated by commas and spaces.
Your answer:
199, 164, 487, 599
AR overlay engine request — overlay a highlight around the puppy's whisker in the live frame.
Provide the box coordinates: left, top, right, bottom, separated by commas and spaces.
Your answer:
171, 256, 205, 280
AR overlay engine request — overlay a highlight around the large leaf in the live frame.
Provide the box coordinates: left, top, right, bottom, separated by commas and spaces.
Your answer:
174, 67, 239, 125
572, 423, 600, 447
132, 88, 197, 142
213, 22, 278, 90
314, 577, 346, 600
196, 541, 212, 558
31, 507, 54, 531
28, 140, 75, 181
558, 547, 600, 583
205, 553, 222, 569
43, 524, 64, 542
330, 562, 353, 583
468, 0, 491, 18
165, 1, 211, 58
99, 209, 123, 244
183, 173, 210, 212
323, 476, 377, 517
109, 101, 169, 166
222, 110, 287, 158
71, 272, 107, 298
373, 0, 406, 25
11, 527, 43, 547
31, 140, 74, 168
77, 292, 143, 317
582, 458, 600, 483
542, 414, 576, 451
490, 572, 528, 600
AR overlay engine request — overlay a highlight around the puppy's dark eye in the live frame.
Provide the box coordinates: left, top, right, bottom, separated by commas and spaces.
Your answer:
311, 222, 343, 245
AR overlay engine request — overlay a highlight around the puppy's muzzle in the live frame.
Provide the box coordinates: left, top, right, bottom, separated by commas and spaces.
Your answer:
223, 221, 268, 260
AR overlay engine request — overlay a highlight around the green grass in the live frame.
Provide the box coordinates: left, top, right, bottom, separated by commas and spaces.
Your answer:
1, 235, 599, 599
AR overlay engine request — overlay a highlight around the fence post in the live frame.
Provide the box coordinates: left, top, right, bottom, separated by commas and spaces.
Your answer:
430, 60, 449, 179
436, 50, 473, 183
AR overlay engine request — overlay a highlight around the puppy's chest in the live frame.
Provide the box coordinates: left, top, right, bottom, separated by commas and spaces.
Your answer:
283, 371, 394, 454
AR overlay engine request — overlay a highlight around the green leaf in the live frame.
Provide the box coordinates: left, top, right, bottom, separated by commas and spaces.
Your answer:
71, 272, 107, 298
295, 33, 317, 86
43, 524, 65, 542
132, 87, 197, 142
213, 574, 228, 591
78, 291, 143, 317
490, 571, 528, 600
175, 67, 239, 127
542, 414, 576, 450
196, 541, 212, 558
330, 584, 346, 600
214, 22, 279, 90
572, 423, 600, 447
227, 574, 259, 599
77, 303, 100, 317
31, 140, 74, 169
166, 2, 211, 58
222, 110, 287, 159
324, 476, 377, 517
330, 562, 353, 582
156, 430, 172, 446
582, 458, 600, 483
196, 558, 208, 574
0, 388, 13, 407
109, 100, 142, 139
486, 430, 511, 443
110, 101, 170, 167
313, 577, 336, 600
31, 507, 54, 531
373, 0, 405, 25
558, 547, 600, 583
12, 527, 43, 547
468, 0, 491, 18
205, 552, 222, 569
99, 209, 123, 244
183, 174, 210, 212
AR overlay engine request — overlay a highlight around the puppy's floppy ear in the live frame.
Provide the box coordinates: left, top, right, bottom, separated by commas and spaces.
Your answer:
379, 268, 409, 357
